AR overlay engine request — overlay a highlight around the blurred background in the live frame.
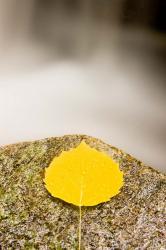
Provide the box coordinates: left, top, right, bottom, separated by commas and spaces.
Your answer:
0, 0, 165, 171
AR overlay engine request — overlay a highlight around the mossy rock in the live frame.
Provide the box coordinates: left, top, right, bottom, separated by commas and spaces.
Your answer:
0, 135, 165, 249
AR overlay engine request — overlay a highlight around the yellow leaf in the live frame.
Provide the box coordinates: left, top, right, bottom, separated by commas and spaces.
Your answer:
44, 141, 124, 206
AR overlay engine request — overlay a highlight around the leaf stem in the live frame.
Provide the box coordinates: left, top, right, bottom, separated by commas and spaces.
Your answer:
78, 205, 82, 250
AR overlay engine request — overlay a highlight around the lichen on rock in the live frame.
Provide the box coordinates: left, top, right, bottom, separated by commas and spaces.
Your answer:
0, 135, 165, 249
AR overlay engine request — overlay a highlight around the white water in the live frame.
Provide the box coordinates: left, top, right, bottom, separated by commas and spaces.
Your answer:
0, 1, 166, 171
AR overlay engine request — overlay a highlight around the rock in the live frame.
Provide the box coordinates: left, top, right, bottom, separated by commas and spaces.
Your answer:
0, 135, 165, 249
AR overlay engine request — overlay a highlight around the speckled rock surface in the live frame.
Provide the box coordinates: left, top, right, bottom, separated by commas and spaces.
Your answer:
0, 135, 165, 250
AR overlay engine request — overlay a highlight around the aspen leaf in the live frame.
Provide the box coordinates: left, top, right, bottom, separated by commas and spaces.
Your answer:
44, 141, 124, 206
